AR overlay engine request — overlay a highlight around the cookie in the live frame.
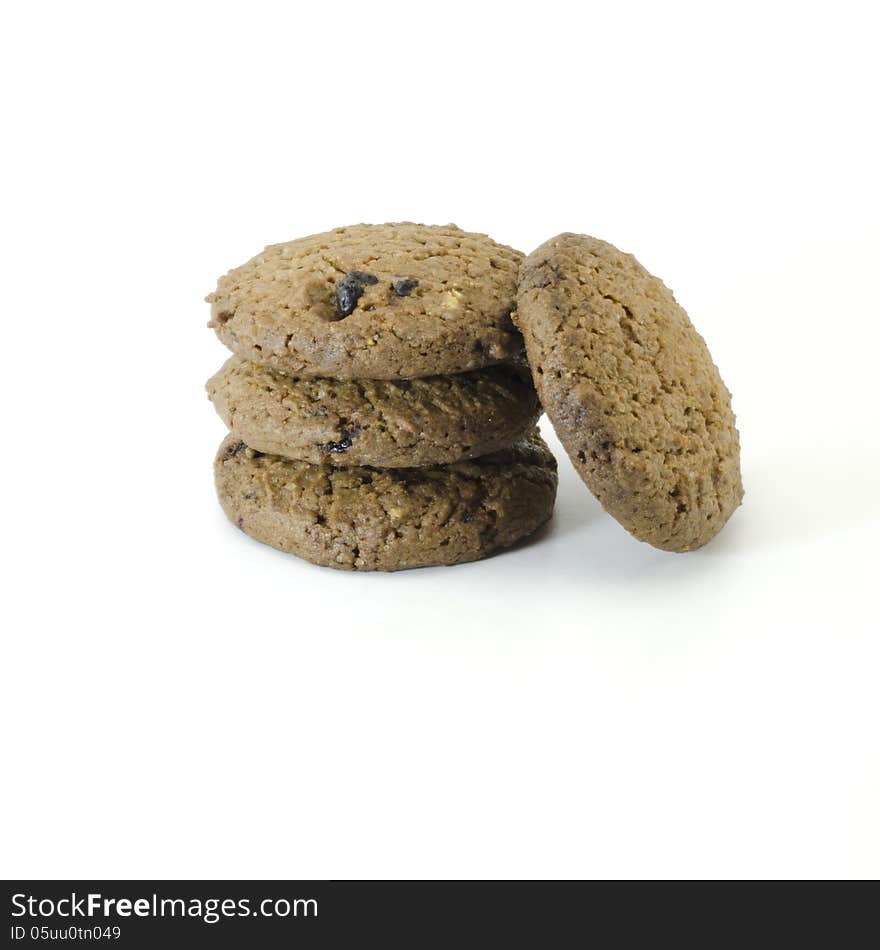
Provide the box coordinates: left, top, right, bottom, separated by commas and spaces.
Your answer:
206, 357, 541, 468
207, 223, 524, 380
214, 431, 557, 571
516, 234, 742, 551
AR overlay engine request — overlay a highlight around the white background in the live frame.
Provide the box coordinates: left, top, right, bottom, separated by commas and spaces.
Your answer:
3, 1, 878, 880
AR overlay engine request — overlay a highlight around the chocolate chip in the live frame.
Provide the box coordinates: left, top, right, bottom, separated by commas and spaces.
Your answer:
462, 512, 475, 523
221, 440, 247, 461
319, 430, 355, 454
335, 271, 379, 317
392, 277, 419, 297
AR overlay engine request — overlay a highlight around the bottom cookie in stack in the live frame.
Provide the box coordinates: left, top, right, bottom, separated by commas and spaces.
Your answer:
214, 431, 557, 571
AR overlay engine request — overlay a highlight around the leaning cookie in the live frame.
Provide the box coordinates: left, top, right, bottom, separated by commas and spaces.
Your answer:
207, 357, 541, 468
207, 223, 524, 380
516, 234, 742, 552
214, 432, 557, 571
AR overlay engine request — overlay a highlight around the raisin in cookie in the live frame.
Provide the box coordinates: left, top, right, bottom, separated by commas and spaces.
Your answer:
207, 223, 524, 379
206, 357, 541, 468
516, 234, 742, 552
214, 431, 557, 571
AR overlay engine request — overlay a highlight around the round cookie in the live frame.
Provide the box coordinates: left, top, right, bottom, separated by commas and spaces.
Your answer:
516, 234, 742, 552
214, 431, 557, 571
206, 357, 541, 468
207, 223, 524, 380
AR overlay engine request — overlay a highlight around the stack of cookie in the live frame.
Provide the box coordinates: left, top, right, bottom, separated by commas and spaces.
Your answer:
206, 223, 558, 571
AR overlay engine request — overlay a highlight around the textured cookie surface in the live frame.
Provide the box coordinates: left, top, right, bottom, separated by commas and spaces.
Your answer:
516, 234, 742, 551
207, 358, 541, 468
207, 223, 524, 379
214, 431, 557, 571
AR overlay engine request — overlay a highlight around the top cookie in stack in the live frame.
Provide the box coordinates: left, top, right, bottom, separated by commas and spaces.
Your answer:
207, 222, 525, 379
206, 223, 558, 571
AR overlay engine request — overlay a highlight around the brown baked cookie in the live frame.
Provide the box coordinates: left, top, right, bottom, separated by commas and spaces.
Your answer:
206, 357, 541, 468
207, 223, 524, 379
214, 431, 557, 571
516, 234, 742, 551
